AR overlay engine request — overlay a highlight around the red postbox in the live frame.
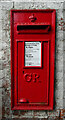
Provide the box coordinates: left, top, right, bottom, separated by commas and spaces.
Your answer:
11, 9, 56, 110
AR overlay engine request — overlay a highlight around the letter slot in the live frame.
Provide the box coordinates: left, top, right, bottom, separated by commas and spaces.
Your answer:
17, 24, 51, 34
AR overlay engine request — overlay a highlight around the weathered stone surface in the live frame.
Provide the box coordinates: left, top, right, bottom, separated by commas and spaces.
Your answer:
0, 1, 64, 119
0, 1, 13, 10
33, 111, 48, 118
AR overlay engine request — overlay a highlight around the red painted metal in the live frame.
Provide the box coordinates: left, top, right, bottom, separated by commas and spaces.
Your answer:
11, 9, 56, 110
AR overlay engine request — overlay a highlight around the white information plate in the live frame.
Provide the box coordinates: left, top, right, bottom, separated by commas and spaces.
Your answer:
25, 42, 41, 66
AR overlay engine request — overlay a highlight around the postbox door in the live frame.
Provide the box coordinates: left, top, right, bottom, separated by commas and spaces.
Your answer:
17, 40, 49, 105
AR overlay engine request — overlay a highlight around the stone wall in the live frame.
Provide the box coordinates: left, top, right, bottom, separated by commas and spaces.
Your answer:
0, 1, 65, 120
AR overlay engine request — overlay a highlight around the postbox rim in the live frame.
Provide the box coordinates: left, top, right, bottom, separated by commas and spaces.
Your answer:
11, 9, 56, 110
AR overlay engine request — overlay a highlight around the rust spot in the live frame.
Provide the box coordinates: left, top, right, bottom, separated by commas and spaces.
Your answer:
13, 110, 19, 115
2, 106, 5, 116
5, 108, 10, 115
61, 28, 63, 30
19, 110, 26, 115
59, 109, 65, 119
61, 22, 64, 24
61, 18, 63, 20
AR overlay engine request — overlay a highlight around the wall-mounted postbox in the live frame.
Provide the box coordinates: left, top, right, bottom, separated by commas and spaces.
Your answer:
11, 10, 56, 110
